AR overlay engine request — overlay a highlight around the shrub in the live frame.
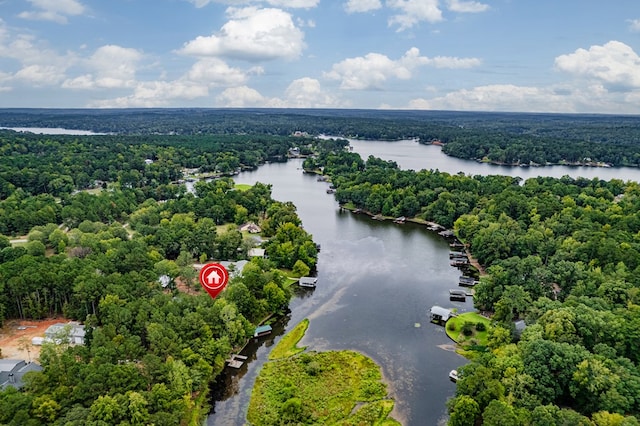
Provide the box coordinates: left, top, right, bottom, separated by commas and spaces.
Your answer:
475, 322, 486, 332
461, 321, 475, 336
447, 322, 457, 331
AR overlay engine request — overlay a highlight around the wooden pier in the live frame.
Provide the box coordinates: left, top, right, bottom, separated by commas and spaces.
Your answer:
226, 354, 248, 369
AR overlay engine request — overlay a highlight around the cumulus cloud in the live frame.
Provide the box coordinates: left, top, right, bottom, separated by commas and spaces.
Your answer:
186, 0, 319, 8
267, 0, 319, 8
324, 48, 480, 90
446, 0, 489, 13
554, 41, 640, 89
282, 77, 344, 107
179, 7, 305, 61
216, 78, 344, 108
186, 58, 256, 86
405, 82, 640, 114
627, 19, 640, 33
344, 0, 382, 13
14, 64, 66, 86
387, 0, 443, 31
64, 45, 143, 89
19, 0, 86, 24
89, 81, 210, 108
216, 86, 267, 107
407, 84, 574, 112
0, 22, 75, 88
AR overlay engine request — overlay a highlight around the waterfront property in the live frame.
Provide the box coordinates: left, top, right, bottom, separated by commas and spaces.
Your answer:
299, 276, 318, 288
430, 306, 455, 324
226, 354, 248, 369
254, 325, 273, 338
459, 276, 479, 287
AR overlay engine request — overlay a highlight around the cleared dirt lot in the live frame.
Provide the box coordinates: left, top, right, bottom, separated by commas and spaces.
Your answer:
0, 318, 62, 360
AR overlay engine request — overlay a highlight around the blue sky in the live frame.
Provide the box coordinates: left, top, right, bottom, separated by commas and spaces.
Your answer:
0, 0, 639, 113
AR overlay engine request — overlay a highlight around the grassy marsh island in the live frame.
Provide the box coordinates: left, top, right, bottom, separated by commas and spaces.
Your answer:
247, 318, 399, 425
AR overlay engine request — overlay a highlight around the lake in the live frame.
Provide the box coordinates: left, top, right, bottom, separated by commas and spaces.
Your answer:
0, 127, 106, 135
206, 138, 640, 425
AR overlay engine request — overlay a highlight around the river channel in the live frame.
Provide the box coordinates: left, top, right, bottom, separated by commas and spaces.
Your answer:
207, 139, 640, 426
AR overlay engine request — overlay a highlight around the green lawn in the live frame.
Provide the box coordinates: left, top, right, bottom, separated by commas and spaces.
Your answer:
445, 312, 491, 355
234, 183, 252, 191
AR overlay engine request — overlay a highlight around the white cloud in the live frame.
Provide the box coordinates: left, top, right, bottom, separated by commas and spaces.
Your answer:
446, 0, 489, 13
407, 84, 574, 112
405, 82, 640, 114
14, 64, 66, 86
179, 7, 305, 61
217, 85, 267, 107
186, 0, 319, 8
428, 56, 481, 68
216, 78, 344, 108
627, 19, 640, 33
62, 45, 142, 90
89, 81, 210, 108
386, 0, 443, 31
267, 0, 319, 7
0, 23, 75, 88
19, 0, 86, 24
324, 48, 479, 90
282, 77, 344, 107
344, 0, 382, 13
186, 58, 254, 87
554, 40, 640, 89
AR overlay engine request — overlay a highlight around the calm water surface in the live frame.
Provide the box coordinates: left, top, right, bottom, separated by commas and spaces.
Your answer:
207, 140, 640, 426
347, 138, 640, 182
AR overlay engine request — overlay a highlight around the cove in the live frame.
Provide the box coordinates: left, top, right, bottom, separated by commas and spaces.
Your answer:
207, 139, 640, 426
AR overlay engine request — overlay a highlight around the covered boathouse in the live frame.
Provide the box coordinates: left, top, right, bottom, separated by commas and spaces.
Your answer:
430, 306, 455, 324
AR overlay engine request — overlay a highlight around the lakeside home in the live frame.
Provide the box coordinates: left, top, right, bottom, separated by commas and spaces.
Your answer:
254, 325, 273, 338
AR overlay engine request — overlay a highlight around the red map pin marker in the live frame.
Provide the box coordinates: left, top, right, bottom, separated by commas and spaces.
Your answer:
198, 263, 229, 300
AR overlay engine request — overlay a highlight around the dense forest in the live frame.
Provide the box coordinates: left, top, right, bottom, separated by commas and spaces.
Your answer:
0, 130, 318, 424
308, 146, 640, 425
2, 108, 640, 425
2, 108, 640, 167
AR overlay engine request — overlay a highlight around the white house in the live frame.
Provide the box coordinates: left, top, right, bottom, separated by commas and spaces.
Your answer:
40, 322, 86, 345
248, 248, 266, 258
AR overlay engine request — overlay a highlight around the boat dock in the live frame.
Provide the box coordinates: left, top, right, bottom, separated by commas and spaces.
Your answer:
226, 354, 248, 369
459, 276, 479, 287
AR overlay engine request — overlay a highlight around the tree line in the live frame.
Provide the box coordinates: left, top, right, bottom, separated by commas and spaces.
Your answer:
3, 108, 640, 167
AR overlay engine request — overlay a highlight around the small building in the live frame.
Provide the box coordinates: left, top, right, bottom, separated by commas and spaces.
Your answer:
239, 222, 261, 234
430, 306, 454, 323
299, 277, 318, 288
248, 248, 265, 258
219, 260, 249, 278
254, 325, 273, 338
0, 360, 42, 390
43, 322, 85, 345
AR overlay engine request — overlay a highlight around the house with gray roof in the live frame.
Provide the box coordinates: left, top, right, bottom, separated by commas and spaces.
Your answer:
0, 359, 42, 390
